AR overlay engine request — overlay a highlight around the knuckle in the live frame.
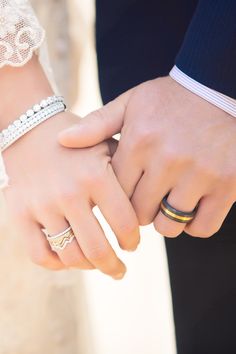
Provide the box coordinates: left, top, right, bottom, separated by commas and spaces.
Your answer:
132, 201, 154, 226
206, 170, 222, 182
63, 256, 93, 270
137, 211, 153, 226
162, 149, 184, 168
131, 125, 155, 149
10, 205, 29, 222
34, 198, 55, 214
194, 162, 221, 182
30, 250, 51, 267
91, 107, 108, 124
220, 172, 236, 188
81, 166, 107, 189
118, 219, 137, 236
116, 221, 140, 251
154, 221, 181, 238
186, 225, 217, 238
86, 243, 110, 262
107, 263, 123, 277
58, 189, 77, 207
91, 170, 106, 186
89, 108, 109, 136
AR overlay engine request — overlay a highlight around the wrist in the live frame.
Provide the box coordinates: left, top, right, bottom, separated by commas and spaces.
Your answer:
0, 95, 66, 153
2, 111, 79, 160
0, 55, 53, 128
169, 66, 236, 118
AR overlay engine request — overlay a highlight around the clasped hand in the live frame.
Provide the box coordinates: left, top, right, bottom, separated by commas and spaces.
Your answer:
60, 76, 236, 239
4, 75, 236, 279
3, 113, 140, 279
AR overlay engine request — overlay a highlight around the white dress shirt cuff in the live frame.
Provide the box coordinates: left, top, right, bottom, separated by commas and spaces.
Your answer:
169, 65, 236, 118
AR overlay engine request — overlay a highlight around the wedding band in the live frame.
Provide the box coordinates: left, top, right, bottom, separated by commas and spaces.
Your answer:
160, 195, 198, 224
46, 226, 75, 251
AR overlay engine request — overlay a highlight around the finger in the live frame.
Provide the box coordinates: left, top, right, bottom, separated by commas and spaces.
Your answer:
92, 164, 140, 251
131, 165, 175, 225
42, 214, 94, 270
58, 90, 132, 148
68, 202, 127, 279
185, 193, 234, 238
107, 137, 118, 156
112, 144, 143, 198
154, 175, 206, 237
20, 219, 64, 270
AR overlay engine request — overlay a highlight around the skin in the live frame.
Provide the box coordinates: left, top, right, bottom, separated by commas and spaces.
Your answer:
1, 56, 140, 279
59, 76, 236, 238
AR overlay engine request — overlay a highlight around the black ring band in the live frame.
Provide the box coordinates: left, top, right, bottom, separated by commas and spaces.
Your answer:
160, 195, 198, 224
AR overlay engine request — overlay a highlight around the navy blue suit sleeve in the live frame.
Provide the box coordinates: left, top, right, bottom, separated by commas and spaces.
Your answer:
175, 0, 236, 99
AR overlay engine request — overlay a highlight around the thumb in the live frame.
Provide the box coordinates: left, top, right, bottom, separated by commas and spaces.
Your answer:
58, 89, 132, 148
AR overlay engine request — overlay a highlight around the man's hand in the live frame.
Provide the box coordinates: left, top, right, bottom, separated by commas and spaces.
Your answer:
59, 76, 236, 238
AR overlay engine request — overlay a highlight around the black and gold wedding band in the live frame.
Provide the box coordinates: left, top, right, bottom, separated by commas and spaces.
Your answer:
160, 195, 198, 224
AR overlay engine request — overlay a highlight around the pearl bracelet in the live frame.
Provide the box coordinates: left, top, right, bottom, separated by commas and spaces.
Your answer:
0, 95, 66, 152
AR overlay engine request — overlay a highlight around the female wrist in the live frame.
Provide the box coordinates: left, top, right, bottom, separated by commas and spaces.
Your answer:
0, 95, 66, 152
0, 55, 53, 128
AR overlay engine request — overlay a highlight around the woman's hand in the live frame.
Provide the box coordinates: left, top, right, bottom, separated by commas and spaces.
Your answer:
3, 111, 140, 279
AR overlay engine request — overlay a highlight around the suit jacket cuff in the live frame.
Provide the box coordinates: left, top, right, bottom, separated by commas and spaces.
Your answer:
170, 66, 236, 117
175, 0, 236, 99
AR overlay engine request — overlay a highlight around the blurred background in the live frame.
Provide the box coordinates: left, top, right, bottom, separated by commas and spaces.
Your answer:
0, 1, 176, 353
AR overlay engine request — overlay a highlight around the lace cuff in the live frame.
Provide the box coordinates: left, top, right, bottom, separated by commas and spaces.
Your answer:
0, 0, 46, 188
0, 0, 45, 68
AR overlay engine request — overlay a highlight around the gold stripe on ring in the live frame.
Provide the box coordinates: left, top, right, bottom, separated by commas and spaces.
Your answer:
160, 203, 194, 222
46, 226, 75, 252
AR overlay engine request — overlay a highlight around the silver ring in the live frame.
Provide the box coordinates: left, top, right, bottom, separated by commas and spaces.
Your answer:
46, 226, 75, 251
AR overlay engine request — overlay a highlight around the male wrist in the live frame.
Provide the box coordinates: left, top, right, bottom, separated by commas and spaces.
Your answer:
169, 66, 236, 118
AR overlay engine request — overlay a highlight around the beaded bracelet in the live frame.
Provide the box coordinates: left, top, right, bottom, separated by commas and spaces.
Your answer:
0, 95, 66, 152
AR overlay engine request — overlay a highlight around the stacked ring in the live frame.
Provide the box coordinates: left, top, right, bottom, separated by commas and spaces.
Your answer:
46, 226, 75, 252
160, 195, 198, 224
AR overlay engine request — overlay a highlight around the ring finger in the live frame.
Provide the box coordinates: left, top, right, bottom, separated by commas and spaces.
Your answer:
16, 217, 64, 270
65, 200, 127, 279
131, 164, 175, 225
154, 174, 206, 237
185, 192, 234, 237
42, 214, 94, 269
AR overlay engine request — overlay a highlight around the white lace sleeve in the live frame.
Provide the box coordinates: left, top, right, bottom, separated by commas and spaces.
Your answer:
0, 0, 45, 67
0, 0, 45, 188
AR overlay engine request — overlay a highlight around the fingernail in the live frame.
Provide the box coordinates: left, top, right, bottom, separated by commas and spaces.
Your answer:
112, 272, 125, 280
